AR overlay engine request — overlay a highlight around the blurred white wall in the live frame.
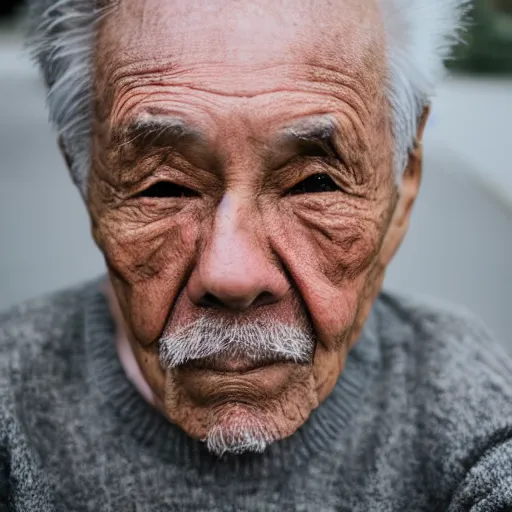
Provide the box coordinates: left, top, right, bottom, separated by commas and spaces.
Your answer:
0, 32, 511, 350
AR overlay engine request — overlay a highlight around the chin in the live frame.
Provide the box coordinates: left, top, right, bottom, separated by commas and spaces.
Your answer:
204, 404, 276, 456
163, 364, 319, 456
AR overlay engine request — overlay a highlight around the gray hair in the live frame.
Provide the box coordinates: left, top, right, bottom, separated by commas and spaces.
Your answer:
158, 315, 314, 370
28, 0, 470, 197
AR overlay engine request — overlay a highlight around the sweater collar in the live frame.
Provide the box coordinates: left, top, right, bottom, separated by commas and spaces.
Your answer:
84, 281, 380, 477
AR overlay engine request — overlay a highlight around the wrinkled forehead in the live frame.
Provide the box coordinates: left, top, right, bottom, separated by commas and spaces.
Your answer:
95, 0, 386, 87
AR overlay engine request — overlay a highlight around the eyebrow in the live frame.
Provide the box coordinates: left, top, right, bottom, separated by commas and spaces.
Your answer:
110, 116, 205, 152
272, 115, 342, 164
109, 114, 343, 174
279, 116, 337, 145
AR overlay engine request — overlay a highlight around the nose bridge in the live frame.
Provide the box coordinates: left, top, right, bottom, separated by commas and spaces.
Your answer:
211, 195, 257, 270
204, 194, 268, 296
187, 193, 288, 310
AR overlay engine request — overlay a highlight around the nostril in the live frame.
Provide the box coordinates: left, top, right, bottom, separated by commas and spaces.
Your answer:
199, 293, 226, 309
252, 291, 278, 308
197, 290, 278, 311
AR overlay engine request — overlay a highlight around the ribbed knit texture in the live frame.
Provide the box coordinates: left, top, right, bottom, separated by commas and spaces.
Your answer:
1, 279, 512, 511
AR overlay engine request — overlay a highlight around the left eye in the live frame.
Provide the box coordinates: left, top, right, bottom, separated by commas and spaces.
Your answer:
136, 181, 199, 198
288, 174, 341, 195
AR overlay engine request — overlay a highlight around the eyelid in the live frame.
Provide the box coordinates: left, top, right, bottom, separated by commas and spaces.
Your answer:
322, 140, 346, 165
127, 154, 213, 194
127, 176, 199, 200
278, 152, 341, 173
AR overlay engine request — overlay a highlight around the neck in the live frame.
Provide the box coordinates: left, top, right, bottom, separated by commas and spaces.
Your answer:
103, 279, 157, 407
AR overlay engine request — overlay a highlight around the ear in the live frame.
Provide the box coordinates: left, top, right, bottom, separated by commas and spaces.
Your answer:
379, 106, 430, 267
59, 135, 90, 205
58, 135, 74, 173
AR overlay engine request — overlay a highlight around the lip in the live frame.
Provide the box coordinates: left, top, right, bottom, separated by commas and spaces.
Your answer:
181, 356, 283, 373
174, 360, 312, 401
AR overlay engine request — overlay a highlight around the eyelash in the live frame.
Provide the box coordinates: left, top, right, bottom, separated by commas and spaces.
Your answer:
134, 151, 346, 201
135, 172, 342, 201
288, 173, 342, 195
136, 181, 199, 199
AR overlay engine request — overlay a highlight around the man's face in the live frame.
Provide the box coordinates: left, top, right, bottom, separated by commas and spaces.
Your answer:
87, 0, 407, 452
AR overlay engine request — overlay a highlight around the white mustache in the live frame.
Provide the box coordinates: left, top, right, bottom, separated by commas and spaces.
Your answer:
158, 316, 315, 370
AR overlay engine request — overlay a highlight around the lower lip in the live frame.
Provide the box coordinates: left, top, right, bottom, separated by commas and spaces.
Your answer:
174, 362, 308, 400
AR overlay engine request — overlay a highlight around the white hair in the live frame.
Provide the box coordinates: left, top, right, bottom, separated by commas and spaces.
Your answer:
158, 315, 314, 370
205, 414, 272, 457
382, 0, 471, 175
28, 0, 470, 197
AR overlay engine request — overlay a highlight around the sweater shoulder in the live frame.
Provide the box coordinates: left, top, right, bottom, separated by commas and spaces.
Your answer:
373, 291, 512, 504
376, 289, 512, 391
374, 290, 512, 440
0, 280, 98, 362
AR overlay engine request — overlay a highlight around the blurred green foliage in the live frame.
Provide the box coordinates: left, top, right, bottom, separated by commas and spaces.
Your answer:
450, 0, 512, 73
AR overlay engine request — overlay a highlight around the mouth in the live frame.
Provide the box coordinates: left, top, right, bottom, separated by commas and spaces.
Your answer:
173, 352, 314, 402
180, 354, 295, 374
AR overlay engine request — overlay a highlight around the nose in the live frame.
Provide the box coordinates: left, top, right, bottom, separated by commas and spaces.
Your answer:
187, 196, 289, 311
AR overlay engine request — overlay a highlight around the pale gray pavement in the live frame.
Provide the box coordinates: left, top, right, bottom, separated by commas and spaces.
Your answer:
0, 32, 511, 350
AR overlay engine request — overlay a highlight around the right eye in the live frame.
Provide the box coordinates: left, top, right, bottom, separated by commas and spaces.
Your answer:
288, 173, 342, 195
137, 182, 199, 199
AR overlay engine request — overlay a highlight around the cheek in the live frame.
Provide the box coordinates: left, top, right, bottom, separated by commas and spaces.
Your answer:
96, 209, 201, 345
265, 197, 384, 346
295, 199, 382, 280
131, 342, 167, 402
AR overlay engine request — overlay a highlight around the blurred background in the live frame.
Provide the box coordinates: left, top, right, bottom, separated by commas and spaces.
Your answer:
0, 1, 511, 351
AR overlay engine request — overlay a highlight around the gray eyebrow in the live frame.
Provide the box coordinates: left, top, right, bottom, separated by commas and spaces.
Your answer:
269, 115, 343, 167
111, 116, 205, 150
278, 116, 337, 145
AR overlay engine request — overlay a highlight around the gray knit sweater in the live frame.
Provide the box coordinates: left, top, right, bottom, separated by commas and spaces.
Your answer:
1, 279, 512, 512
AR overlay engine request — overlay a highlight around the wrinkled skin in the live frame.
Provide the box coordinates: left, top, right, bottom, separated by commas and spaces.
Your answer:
78, 0, 426, 444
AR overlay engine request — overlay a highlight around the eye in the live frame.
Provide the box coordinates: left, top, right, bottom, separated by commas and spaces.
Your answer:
137, 181, 199, 199
288, 174, 341, 195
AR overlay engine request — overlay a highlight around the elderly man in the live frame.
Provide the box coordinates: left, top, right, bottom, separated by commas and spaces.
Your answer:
1, 0, 512, 510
